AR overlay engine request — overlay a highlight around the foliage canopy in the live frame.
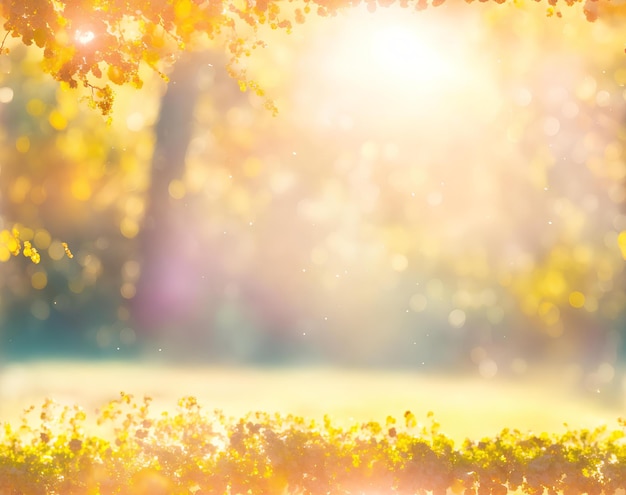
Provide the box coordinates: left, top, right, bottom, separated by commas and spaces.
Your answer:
0, 0, 615, 116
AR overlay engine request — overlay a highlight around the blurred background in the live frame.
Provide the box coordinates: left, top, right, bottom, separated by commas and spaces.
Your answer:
0, 1, 625, 433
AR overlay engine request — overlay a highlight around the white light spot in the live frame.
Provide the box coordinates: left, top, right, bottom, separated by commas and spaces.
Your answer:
448, 309, 466, 329
512, 87, 532, 107
595, 90, 611, 107
75, 30, 95, 45
369, 24, 453, 87
391, 253, 408, 272
126, 112, 145, 132
478, 359, 498, 379
0, 87, 14, 103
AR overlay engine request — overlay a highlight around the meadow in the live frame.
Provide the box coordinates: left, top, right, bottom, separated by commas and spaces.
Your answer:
1, 360, 623, 441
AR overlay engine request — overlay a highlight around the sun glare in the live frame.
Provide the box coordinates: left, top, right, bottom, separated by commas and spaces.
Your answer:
369, 25, 453, 86
318, 10, 464, 96
300, 7, 497, 129
304, 6, 491, 124
75, 29, 95, 45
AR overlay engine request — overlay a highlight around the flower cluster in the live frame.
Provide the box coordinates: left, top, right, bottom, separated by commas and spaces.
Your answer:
1, 393, 625, 494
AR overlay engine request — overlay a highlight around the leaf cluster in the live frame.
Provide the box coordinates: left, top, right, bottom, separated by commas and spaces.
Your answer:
1, 393, 626, 494
0, 226, 73, 264
0, 227, 41, 264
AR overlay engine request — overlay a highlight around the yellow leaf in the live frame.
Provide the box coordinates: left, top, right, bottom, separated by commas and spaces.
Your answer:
107, 64, 126, 85
23, 240, 33, 257
175, 0, 192, 20
618, 230, 626, 260
62, 242, 74, 259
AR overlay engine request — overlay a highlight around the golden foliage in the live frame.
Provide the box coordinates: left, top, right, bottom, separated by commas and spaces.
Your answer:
22, 240, 41, 264
0, 0, 610, 116
0, 228, 21, 261
1, 393, 626, 494
62, 242, 74, 259
0, 226, 73, 264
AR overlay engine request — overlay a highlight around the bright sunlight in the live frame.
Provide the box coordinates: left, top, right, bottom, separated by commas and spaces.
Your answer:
301, 5, 498, 130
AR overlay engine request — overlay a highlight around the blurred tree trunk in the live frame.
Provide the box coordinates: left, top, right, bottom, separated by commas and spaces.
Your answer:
130, 52, 300, 361
131, 53, 210, 338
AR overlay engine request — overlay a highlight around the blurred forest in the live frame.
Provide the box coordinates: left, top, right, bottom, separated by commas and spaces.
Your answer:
0, 1, 624, 393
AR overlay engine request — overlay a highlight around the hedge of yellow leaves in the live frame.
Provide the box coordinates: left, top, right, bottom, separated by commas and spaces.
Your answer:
1, 393, 625, 495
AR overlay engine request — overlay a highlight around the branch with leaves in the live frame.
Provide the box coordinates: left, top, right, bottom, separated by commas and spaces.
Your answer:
0, 0, 614, 116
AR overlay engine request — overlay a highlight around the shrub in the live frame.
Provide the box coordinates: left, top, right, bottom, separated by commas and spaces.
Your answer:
1, 393, 625, 495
